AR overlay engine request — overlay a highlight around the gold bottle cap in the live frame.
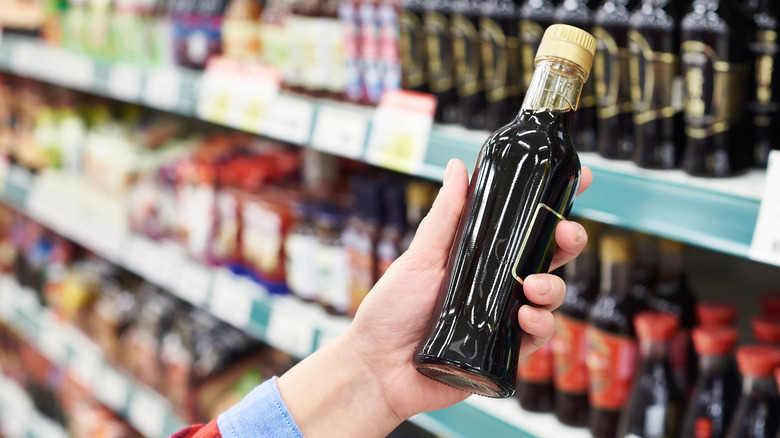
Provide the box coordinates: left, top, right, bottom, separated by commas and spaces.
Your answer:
600, 234, 632, 264
535, 24, 597, 79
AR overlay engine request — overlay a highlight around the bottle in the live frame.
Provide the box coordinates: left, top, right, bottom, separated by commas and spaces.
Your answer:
424, 0, 459, 122
593, 0, 635, 160
629, 0, 685, 169
680, 326, 740, 438
724, 345, 780, 438
345, 178, 383, 317
340, 0, 364, 103
630, 231, 656, 305
222, 0, 262, 61
450, 0, 487, 128
322, 0, 349, 100
400, 0, 429, 92
744, 0, 780, 168
400, 181, 435, 252
617, 311, 683, 438
681, 0, 751, 177
696, 301, 738, 327
376, 183, 407, 278
551, 221, 599, 426
752, 316, 780, 347
517, 339, 555, 412
555, 0, 598, 151
378, 0, 403, 96
587, 234, 641, 438
520, 0, 557, 96
413, 25, 596, 397
285, 200, 319, 302
480, 0, 522, 131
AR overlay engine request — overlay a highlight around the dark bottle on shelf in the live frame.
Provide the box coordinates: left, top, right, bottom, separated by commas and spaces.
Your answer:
680, 326, 740, 438
629, 0, 686, 169
555, 0, 598, 152
593, 0, 636, 160
744, 0, 780, 168
480, 0, 522, 131
400, 0, 429, 92
617, 311, 683, 438
413, 25, 595, 398
681, 0, 752, 177
696, 301, 738, 327
587, 234, 641, 438
424, 0, 459, 123
551, 223, 599, 426
520, 0, 558, 96
376, 183, 407, 278
630, 231, 656, 306
517, 339, 555, 412
400, 181, 435, 252
724, 345, 780, 438
451, 0, 487, 129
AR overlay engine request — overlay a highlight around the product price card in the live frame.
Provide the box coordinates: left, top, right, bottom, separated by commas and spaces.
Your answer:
107, 64, 143, 102
311, 106, 370, 159
94, 367, 130, 412
210, 269, 254, 329
750, 150, 780, 266
365, 90, 437, 174
172, 259, 213, 306
266, 305, 316, 358
123, 236, 183, 289
262, 95, 315, 144
143, 69, 182, 111
128, 389, 166, 438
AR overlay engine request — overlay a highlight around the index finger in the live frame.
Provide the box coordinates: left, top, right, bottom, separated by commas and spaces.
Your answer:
578, 166, 593, 196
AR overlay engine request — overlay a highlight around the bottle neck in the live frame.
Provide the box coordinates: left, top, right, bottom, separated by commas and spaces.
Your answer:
658, 250, 683, 284
742, 375, 779, 396
520, 59, 586, 113
640, 339, 669, 358
698, 354, 731, 373
565, 247, 597, 281
600, 260, 632, 295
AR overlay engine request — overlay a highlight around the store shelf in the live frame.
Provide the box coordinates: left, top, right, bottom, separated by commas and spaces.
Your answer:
0, 373, 69, 438
0, 275, 186, 438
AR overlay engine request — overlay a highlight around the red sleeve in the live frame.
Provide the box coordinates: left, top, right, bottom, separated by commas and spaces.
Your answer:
168, 419, 222, 438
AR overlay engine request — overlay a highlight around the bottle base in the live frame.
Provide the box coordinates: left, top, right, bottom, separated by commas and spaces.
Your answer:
414, 357, 514, 398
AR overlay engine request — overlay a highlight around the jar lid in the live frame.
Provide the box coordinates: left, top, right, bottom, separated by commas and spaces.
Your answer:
692, 326, 738, 356
634, 311, 679, 341
535, 24, 597, 80
762, 292, 780, 319
696, 301, 737, 327
736, 345, 780, 378
752, 316, 780, 345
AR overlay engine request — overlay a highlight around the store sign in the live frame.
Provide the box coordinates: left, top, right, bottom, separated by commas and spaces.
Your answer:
750, 150, 780, 266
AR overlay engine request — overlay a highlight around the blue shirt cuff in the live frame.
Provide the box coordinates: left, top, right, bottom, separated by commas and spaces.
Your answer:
217, 377, 304, 438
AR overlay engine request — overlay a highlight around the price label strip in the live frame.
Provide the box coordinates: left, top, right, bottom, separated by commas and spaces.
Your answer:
262, 95, 315, 144
210, 269, 254, 329
365, 90, 437, 174
94, 367, 130, 412
266, 303, 316, 357
750, 150, 780, 266
107, 64, 143, 102
143, 69, 182, 111
311, 106, 370, 159
128, 389, 166, 438
173, 259, 213, 306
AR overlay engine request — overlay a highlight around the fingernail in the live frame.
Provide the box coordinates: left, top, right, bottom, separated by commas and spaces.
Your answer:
443, 159, 455, 186
574, 223, 586, 244
537, 277, 552, 296
525, 306, 543, 323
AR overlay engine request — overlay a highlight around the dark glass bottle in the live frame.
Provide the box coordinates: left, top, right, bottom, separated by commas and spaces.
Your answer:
680, 326, 740, 438
744, 0, 780, 168
629, 0, 686, 169
587, 234, 641, 438
400, 0, 430, 92
630, 231, 656, 306
617, 311, 683, 438
593, 0, 636, 159
517, 337, 555, 412
413, 25, 595, 398
424, 0, 459, 123
681, 0, 752, 177
551, 224, 599, 426
555, 0, 598, 151
451, 0, 487, 128
480, 0, 522, 131
520, 0, 558, 96
725, 345, 780, 438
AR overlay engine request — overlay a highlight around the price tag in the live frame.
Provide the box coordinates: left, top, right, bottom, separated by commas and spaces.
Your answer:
311, 106, 370, 159
107, 64, 143, 101
123, 236, 182, 288
751, 150, 780, 266
266, 309, 315, 357
9, 41, 39, 75
172, 259, 212, 305
210, 270, 253, 328
262, 95, 315, 144
81, 223, 126, 264
37, 314, 69, 365
365, 90, 437, 174
143, 69, 182, 111
47, 49, 95, 90
128, 389, 166, 438
94, 367, 130, 412
68, 333, 103, 391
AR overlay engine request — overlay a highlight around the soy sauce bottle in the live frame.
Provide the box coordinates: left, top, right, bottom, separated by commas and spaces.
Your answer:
680, 326, 740, 438
593, 0, 636, 159
517, 338, 555, 411
425, 0, 459, 123
551, 223, 599, 426
400, 0, 429, 91
451, 0, 487, 128
413, 25, 595, 398
520, 0, 558, 97
744, 0, 780, 168
617, 311, 683, 438
480, 0, 522, 131
587, 234, 641, 438
629, 0, 685, 169
555, 0, 598, 151
724, 345, 780, 438
681, 0, 752, 177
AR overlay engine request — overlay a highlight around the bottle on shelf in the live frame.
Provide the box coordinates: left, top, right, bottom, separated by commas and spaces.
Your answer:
315, 206, 351, 315
285, 200, 320, 302
587, 233, 641, 438
451, 0, 486, 129
424, 0, 459, 122
517, 339, 555, 412
339, 0, 365, 103
322, 0, 349, 100
617, 311, 683, 438
519, 0, 558, 99
221, 0, 262, 61
345, 178, 383, 317
378, 0, 403, 96
413, 24, 596, 398
630, 231, 656, 305
680, 326, 740, 438
360, 0, 384, 104
681, 0, 752, 177
400, 181, 435, 252
752, 316, 780, 347
399, 0, 429, 92
724, 345, 780, 438
294, 0, 326, 96
696, 301, 738, 327
551, 220, 600, 426
376, 183, 407, 278
628, 0, 685, 169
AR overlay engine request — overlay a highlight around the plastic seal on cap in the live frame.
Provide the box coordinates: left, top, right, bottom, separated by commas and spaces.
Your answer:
735, 345, 780, 378
761, 292, 780, 319
634, 311, 679, 341
696, 301, 737, 327
692, 326, 738, 356
752, 316, 780, 345
535, 24, 597, 80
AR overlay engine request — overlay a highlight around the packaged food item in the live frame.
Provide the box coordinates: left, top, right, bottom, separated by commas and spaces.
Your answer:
222, 0, 262, 60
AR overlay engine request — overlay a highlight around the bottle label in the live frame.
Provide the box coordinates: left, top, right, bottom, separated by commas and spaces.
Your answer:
750, 29, 779, 109
451, 14, 482, 97
682, 40, 746, 139
424, 11, 453, 93
360, 3, 383, 103
339, 2, 363, 101
285, 233, 318, 300
400, 10, 426, 89
378, 3, 402, 92
628, 30, 682, 125
480, 17, 520, 102
552, 314, 589, 394
520, 19, 543, 90
242, 203, 282, 274
512, 203, 566, 284
586, 327, 638, 410
593, 26, 633, 119
346, 230, 376, 314
325, 18, 347, 94
316, 244, 350, 312
519, 340, 553, 382
694, 417, 713, 438
213, 192, 239, 260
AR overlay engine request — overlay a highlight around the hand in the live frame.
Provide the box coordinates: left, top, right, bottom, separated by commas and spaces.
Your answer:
278, 159, 593, 437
